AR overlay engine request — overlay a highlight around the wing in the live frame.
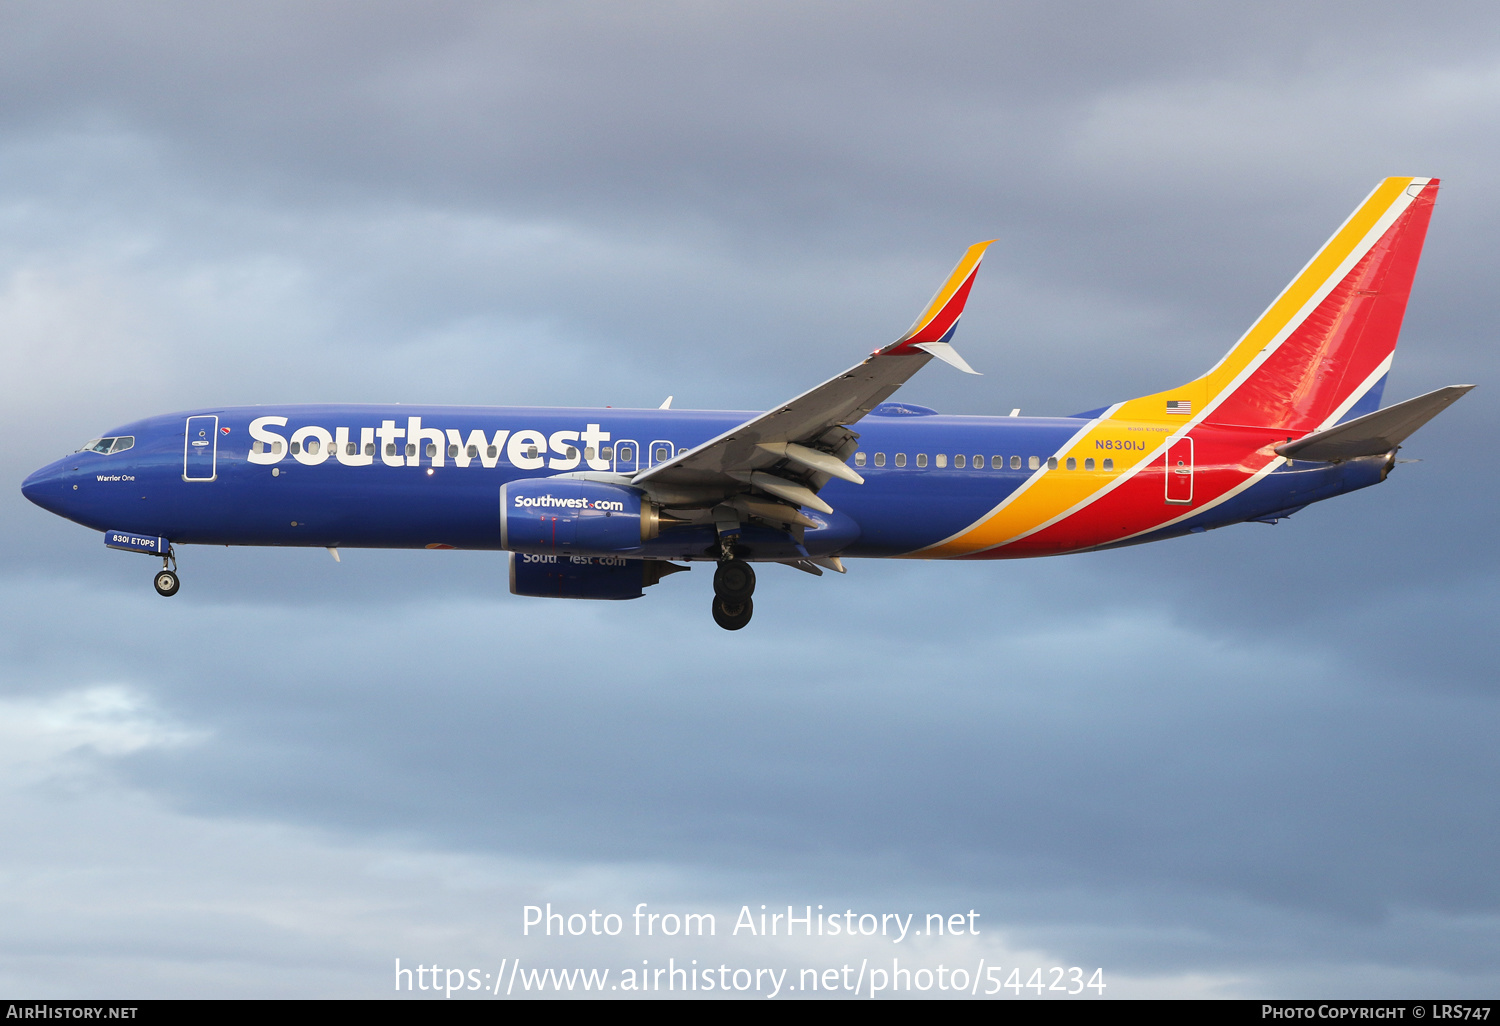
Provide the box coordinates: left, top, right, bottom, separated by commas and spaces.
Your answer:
630, 241, 994, 520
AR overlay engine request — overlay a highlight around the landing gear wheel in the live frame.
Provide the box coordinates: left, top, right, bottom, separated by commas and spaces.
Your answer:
713, 560, 756, 602
153, 569, 180, 597
712, 596, 753, 631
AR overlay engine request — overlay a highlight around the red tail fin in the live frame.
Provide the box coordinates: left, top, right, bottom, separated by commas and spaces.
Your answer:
1117, 178, 1439, 432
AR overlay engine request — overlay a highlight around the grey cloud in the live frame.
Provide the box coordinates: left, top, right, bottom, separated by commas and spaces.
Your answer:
3, 550, 1494, 977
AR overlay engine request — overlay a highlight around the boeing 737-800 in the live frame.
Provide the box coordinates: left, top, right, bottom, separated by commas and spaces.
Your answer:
22, 177, 1471, 629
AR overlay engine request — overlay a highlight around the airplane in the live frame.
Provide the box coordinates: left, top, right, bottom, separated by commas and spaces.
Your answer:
21, 177, 1473, 630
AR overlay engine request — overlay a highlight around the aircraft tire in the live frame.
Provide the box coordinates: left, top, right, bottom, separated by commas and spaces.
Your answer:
713, 560, 756, 602
153, 569, 180, 597
712, 596, 752, 631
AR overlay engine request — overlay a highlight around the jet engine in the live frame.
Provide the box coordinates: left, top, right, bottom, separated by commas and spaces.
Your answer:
499, 479, 658, 555
509, 553, 686, 600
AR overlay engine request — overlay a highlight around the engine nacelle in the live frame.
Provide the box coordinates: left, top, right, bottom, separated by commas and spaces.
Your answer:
509, 553, 685, 600
500, 479, 657, 555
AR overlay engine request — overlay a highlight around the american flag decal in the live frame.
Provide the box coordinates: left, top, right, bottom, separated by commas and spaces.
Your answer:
1165, 400, 1192, 414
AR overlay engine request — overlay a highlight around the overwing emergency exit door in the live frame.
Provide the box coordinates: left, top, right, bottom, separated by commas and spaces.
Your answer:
613, 440, 639, 474
1164, 436, 1193, 504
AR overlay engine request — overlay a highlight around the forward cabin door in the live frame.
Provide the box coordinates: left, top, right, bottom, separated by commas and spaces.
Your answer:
183, 415, 218, 482
1164, 436, 1193, 505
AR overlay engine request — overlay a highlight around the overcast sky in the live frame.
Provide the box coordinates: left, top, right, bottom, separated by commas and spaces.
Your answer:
2, 1, 1497, 999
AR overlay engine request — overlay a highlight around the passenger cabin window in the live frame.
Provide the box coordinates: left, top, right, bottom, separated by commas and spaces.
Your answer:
1010, 455, 1021, 469
991, 455, 1003, 469
916, 454, 928, 468
365, 443, 375, 456
972, 455, 983, 468
655, 446, 669, 462
855, 452, 867, 467
874, 453, 886, 467
252, 441, 263, 454
1029, 456, 1039, 470
290, 442, 302, 455
1085, 458, 1095, 471
306, 439, 320, 455
349, 443, 359, 456
935, 454, 946, 468
894, 453, 907, 467
406, 443, 416, 457
486, 445, 498, 459
447, 444, 458, 457
601, 446, 614, 460
1103, 458, 1114, 470
386, 443, 396, 456
1066, 457, 1076, 470
1047, 457, 1058, 470
618, 446, 633, 461
584, 446, 595, 460
954, 454, 966, 468
566, 446, 578, 459
467, 445, 479, 458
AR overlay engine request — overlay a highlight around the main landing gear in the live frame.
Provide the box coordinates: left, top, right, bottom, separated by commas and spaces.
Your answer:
711, 559, 755, 631
153, 550, 180, 597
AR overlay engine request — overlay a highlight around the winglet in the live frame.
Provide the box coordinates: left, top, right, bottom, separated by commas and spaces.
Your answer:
880, 241, 995, 368
913, 341, 980, 374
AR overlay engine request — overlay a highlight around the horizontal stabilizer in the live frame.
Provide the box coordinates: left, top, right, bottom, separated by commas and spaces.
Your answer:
1276, 385, 1474, 461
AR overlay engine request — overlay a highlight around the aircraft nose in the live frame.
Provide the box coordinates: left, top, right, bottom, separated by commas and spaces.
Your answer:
21, 460, 72, 516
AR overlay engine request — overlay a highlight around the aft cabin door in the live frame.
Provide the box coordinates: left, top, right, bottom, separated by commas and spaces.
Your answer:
1164, 437, 1193, 505
183, 415, 218, 482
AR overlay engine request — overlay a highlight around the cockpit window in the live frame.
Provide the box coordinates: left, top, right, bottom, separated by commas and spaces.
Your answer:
76, 436, 134, 455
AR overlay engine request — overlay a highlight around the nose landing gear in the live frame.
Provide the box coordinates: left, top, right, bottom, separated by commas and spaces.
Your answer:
153, 550, 180, 597
711, 560, 754, 630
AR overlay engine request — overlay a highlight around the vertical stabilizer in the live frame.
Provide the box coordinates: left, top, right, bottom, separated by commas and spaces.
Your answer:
1119, 178, 1439, 432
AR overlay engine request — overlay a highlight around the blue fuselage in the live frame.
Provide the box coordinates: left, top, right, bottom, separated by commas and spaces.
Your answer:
21, 404, 1383, 562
